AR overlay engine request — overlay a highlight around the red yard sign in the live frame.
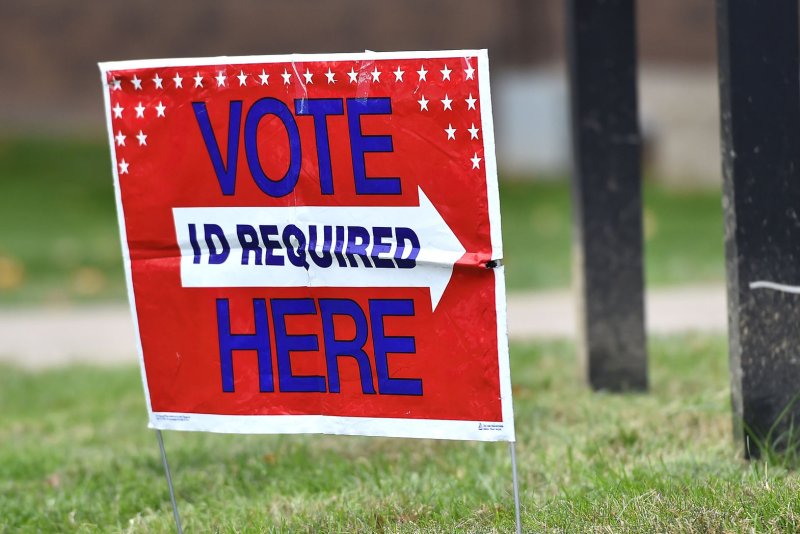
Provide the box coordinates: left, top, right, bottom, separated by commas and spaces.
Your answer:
100, 50, 514, 441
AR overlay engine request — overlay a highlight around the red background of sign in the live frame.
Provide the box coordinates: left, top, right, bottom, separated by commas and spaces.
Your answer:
107, 56, 502, 422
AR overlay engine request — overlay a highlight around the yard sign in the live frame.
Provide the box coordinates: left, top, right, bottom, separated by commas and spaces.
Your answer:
100, 50, 514, 442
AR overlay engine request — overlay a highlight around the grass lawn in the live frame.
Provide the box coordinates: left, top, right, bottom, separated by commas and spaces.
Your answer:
499, 179, 725, 291
2, 335, 799, 532
0, 138, 126, 304
0, 137, 724, 304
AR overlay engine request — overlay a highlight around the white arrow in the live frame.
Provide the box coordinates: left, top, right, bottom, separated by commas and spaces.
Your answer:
172, 187, 466, 310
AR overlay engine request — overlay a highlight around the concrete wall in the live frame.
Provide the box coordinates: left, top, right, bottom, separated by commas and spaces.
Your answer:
1, 0, 722, 186
492, 66, 721, 186
639, 67, 720, 186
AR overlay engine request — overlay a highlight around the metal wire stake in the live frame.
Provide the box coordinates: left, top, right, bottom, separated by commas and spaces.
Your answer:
156, 430, 183, 534
509, 442, 522, 534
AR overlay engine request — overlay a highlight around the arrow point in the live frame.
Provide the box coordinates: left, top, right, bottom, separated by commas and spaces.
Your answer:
429, 278, 447, 311
416, 186, 466, 312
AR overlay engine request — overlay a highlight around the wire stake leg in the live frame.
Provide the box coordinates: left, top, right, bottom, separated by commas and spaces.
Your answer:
509, 442, 522, 533
156, 429, 183, 534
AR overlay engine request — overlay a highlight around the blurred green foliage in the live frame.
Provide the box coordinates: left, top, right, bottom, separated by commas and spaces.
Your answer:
0, 138, 724, 305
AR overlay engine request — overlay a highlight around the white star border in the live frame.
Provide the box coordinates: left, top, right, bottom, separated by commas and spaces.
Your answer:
106, 58, 480, 93
105, 56, 487, 175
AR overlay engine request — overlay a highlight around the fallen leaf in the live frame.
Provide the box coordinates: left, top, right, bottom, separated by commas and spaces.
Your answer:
0, 256, 25, 290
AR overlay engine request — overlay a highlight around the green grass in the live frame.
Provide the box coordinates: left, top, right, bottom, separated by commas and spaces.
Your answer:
499, 179, 725, 290
0, 137, 724, 304
2, 336, 799, 532
0, 138, 126, 304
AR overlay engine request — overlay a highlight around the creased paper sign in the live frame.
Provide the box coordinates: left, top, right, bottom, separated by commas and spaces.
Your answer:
99, 49, 514, 441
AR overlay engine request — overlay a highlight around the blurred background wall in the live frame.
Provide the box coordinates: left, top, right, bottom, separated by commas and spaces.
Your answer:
0, 0, 718, 186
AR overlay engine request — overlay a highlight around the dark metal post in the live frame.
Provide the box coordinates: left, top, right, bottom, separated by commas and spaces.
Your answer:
717, 0, 800, 458
566, 0, 647, 391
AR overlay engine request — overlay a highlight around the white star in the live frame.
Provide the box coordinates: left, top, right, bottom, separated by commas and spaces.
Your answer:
468, 123, 480, 140
440, 64, 452, 81
237, 70, 248, 86
110, 78, 121, 91
258, 70, 270, 85
131, 75, 142, 90
134, 102, 145, 118
194, 72, 203, 88
112, 103, 123, 118
371, 67, 381, 82
394, 66, 404, 82
173, 73, 183, 88
464, 64, 475, 80
441, 94, 453, 111
471, 152, 482, 169
303, 68, 314, 84
152, 73, 163, 89
445, 123, 456, 140
465, 93, 477, 110
115, 131, 126, 146
325, 68, 336, 84
418, 95, 429, 111
215, 71, 227, 87
119, 159, 129, 174
155, 101, 166, 117
136, 130, 148, 146
347, 68, 358, 83
417, 66, 428, 81
281, 69, 292, 85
